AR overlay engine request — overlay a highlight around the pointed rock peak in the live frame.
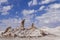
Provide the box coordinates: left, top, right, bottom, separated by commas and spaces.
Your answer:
20, 19, 25, 30
32, 23, 34, 27
31, 23, 37, 29
4, 26, 12, 34
28, 23, 37, 30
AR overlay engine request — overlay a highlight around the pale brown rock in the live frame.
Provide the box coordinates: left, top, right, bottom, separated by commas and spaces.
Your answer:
28, 23, 37, 31
2, 27, 12, 34
20, 19, 25, 30
1, 26, 17, 37
40, 30, 48, 36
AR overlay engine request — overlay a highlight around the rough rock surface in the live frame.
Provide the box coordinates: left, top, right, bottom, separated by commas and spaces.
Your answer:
0, 19, 60, 40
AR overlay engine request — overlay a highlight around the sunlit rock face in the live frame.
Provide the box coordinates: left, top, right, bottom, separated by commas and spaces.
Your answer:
0, 19, 60, 40
0, 19, 47, 37
13, 21, 43, 37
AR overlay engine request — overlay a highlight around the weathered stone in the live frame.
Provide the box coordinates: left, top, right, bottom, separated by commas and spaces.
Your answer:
20, 19, 25, 30
28, 23, 37, 31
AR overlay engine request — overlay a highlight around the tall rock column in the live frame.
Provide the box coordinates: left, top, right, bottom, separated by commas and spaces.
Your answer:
30, 23, 37, 31
20, 19, 25, 30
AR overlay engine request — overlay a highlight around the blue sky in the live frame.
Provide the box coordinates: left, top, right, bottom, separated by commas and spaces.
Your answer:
0, 0, 60, 30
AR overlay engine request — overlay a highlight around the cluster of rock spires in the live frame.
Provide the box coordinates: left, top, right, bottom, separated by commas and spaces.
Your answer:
0, 19, 48, 38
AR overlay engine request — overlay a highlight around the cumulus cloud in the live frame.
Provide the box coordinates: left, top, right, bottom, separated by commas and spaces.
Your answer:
0, 5, 13, 15
0, 0, 12, 15
0, 0, 8, 5
24, 15, 34, 28
22, 9, 35, 16
0, 0, 7, 3
0, 18, 22, 30
39, 0, 56, 4
22, 9, 36, 27
35, 3, 60, 27
28, 0, 56, 6
49, 3, 60, 9
28, 0, 38, 7
38, 6, 45, 11
3, 6, 12, 11
22, 6, 45, 16
0, 0, 7, 2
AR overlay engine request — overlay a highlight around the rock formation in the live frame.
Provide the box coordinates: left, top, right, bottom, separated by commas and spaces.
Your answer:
1, 27, 12, 37
28, 23, 37, 31
20, 19, 25, 30
40, 30, 48, 36
3, 27, 12, 34
0, 19, 49, 38
12, 19, 26, 37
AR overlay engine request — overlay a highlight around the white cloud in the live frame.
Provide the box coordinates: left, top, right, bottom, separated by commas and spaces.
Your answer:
22, 9, 35, 16
0, 0, 8, 5
49, 3, 60, 9
1, 12, 9, 15
0, 0, 10, 15
38, 6, 45, 11
35, 3, 60, 27
0, 16, 33, 30
28, 0, 56, 6
28, 0, 37, 6
24, 15, 34, 28
28, 1, 32, 7
22, 9, 36, 27
3, 6, 12, 11
1, 5, 12, 15
0, 0, 7, 3
32, 0, 37, 5
0, 18, 22, 30
39, 0, 56, 4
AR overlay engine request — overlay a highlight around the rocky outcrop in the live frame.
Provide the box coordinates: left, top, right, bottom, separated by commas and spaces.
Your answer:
1, 27, 12, 37
0, 19, 48, 38
20, 19, 25, 30
1, 27, 17, 38
27, 23, 37, 31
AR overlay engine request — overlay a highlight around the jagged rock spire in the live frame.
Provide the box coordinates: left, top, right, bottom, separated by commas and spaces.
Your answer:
1, 26, 12, 37
28, 23, 37, 30
32, 23, 35, 28
3, 27, 12, 34
31, 23, 37, 29
20, 19, 25, 30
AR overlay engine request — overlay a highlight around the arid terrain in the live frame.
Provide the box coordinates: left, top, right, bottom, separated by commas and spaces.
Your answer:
0, 19, 60, 40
